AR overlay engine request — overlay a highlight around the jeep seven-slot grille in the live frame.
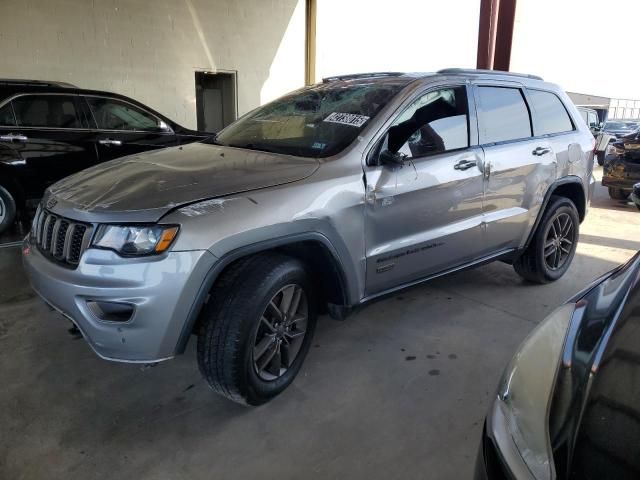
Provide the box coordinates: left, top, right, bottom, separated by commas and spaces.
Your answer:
34, 208, 92, 267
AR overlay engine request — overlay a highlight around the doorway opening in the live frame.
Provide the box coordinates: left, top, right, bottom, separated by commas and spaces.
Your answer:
195, 71, 237, 132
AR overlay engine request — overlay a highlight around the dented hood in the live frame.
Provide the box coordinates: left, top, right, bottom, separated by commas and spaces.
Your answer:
45, 142, 319, 223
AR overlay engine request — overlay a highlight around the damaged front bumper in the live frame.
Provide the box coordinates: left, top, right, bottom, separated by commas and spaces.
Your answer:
22, 237, 217, 363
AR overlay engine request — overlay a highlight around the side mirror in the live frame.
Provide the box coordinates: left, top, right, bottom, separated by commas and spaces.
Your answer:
379, 149, 407, 166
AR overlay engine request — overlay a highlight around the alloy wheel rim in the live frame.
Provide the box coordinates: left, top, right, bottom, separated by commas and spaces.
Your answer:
252, 284, 308, 381
544, 212, 575, 271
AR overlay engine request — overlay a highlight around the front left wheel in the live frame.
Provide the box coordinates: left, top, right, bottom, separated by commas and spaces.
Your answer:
197, 253, 317, 405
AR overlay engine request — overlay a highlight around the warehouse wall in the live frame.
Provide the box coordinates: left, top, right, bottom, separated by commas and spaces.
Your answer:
0, 0, 305, 129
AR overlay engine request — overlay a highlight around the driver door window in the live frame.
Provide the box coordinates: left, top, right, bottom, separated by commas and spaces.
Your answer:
387, 86, 469, 159
85, 97, 169, 132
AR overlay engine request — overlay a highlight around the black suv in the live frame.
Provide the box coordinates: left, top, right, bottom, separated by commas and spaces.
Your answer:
0, 79, 211, 233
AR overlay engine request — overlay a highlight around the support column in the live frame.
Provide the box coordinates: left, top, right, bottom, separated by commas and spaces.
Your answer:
305, 0, 317, 85
476, 0, 517, 71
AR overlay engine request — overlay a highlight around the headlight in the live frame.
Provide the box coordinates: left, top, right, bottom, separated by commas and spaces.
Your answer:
92, 225, 179, 256
492, 303, 575, 480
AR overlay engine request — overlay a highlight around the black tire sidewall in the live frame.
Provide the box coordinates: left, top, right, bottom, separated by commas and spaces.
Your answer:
608, 187, 628, 200
239, 261, 317, 404
0, 185, 16, 234
533, 199, 579, 282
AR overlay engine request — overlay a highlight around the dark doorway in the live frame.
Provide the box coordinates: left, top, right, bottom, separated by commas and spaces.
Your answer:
195, 71, 237, 132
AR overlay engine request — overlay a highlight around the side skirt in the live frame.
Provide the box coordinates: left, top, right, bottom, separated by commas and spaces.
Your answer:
358, 248, 517, 305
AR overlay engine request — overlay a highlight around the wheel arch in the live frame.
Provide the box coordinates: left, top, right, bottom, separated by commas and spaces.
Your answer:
174, 232, 352, 355
0, 163, 26, 208
523, 176, 586, 250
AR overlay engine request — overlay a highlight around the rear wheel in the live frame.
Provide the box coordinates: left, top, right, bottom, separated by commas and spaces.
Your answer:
596, 151, 605, 166
608, 187, 629, 200
514, 196, 579, 284
0, 185, 17, 235
197, 253, 317, 405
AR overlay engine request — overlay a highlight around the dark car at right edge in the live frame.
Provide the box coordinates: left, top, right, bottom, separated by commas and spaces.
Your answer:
602, 132, 640, 200
476, 251, 640, 480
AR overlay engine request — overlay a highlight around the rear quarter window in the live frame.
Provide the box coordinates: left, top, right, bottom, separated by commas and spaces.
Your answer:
528, 89, 574, 136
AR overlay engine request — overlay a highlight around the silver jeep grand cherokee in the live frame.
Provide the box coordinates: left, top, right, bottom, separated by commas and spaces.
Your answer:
23, 69, 596, 405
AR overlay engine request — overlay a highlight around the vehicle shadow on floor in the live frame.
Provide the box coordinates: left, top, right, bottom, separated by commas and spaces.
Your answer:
579, 233, 640, 252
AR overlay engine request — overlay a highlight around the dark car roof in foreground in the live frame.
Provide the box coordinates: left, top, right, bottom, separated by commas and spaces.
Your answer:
549, 251, 640, 480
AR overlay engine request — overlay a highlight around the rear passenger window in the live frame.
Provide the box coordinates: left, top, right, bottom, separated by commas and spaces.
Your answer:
528, 90, 573, 135
476, 87, 531, 144
0, 103, 16, 126
12, 95, 81, 128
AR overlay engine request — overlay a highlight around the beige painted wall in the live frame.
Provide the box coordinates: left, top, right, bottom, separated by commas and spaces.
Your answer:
0, 0, 305, 129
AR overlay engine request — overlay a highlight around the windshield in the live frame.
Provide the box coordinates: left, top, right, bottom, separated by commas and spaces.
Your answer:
214, 82, 406, 158
604, 121, 638, 130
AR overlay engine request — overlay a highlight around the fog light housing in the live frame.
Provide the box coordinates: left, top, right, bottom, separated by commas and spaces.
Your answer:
86, 300, 135, 323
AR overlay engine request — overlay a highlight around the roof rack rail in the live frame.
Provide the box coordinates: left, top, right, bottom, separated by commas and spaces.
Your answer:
0, 78, 77, 88
437, 68, 543, 81
322, 72, 405, 83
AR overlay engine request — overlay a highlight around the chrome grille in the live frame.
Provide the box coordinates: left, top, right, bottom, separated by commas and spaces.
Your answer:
33, 208, 93, 266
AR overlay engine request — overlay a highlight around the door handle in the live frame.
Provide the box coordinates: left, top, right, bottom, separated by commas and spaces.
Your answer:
532, 146, 551, 156
0, 133, 28, 142
98, 138, 123, 146
454, 159, 478, 170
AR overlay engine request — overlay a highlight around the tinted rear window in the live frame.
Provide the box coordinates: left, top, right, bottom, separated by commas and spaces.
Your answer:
12, 95, 81, 128
476, 86, 532, 144
528, 90, 573, 135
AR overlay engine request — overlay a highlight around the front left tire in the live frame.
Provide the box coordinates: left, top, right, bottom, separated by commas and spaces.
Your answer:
197, 253, 317, 405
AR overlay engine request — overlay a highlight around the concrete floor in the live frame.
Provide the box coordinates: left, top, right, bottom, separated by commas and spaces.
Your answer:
1, 167, 639, 480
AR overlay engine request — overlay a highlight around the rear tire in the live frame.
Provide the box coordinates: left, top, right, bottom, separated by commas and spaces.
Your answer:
0, 185, 17, 235
514, 196, 579, 284
608, 187, 629, 200
197, 253, 317, 405
596, 151, 605, 166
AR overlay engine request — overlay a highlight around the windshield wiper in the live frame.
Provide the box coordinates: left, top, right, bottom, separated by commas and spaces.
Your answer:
227, 143, 287, 155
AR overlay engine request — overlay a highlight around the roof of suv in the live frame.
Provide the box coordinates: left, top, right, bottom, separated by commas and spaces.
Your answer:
0, 78, 78, 88
322, 68, 545, 84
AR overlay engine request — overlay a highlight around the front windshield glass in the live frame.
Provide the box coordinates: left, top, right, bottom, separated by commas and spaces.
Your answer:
214, 81, 406, 158
605, 121, 638, 130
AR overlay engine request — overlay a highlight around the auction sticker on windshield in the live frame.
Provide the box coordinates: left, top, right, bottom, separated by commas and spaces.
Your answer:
324, 112, 370, 128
